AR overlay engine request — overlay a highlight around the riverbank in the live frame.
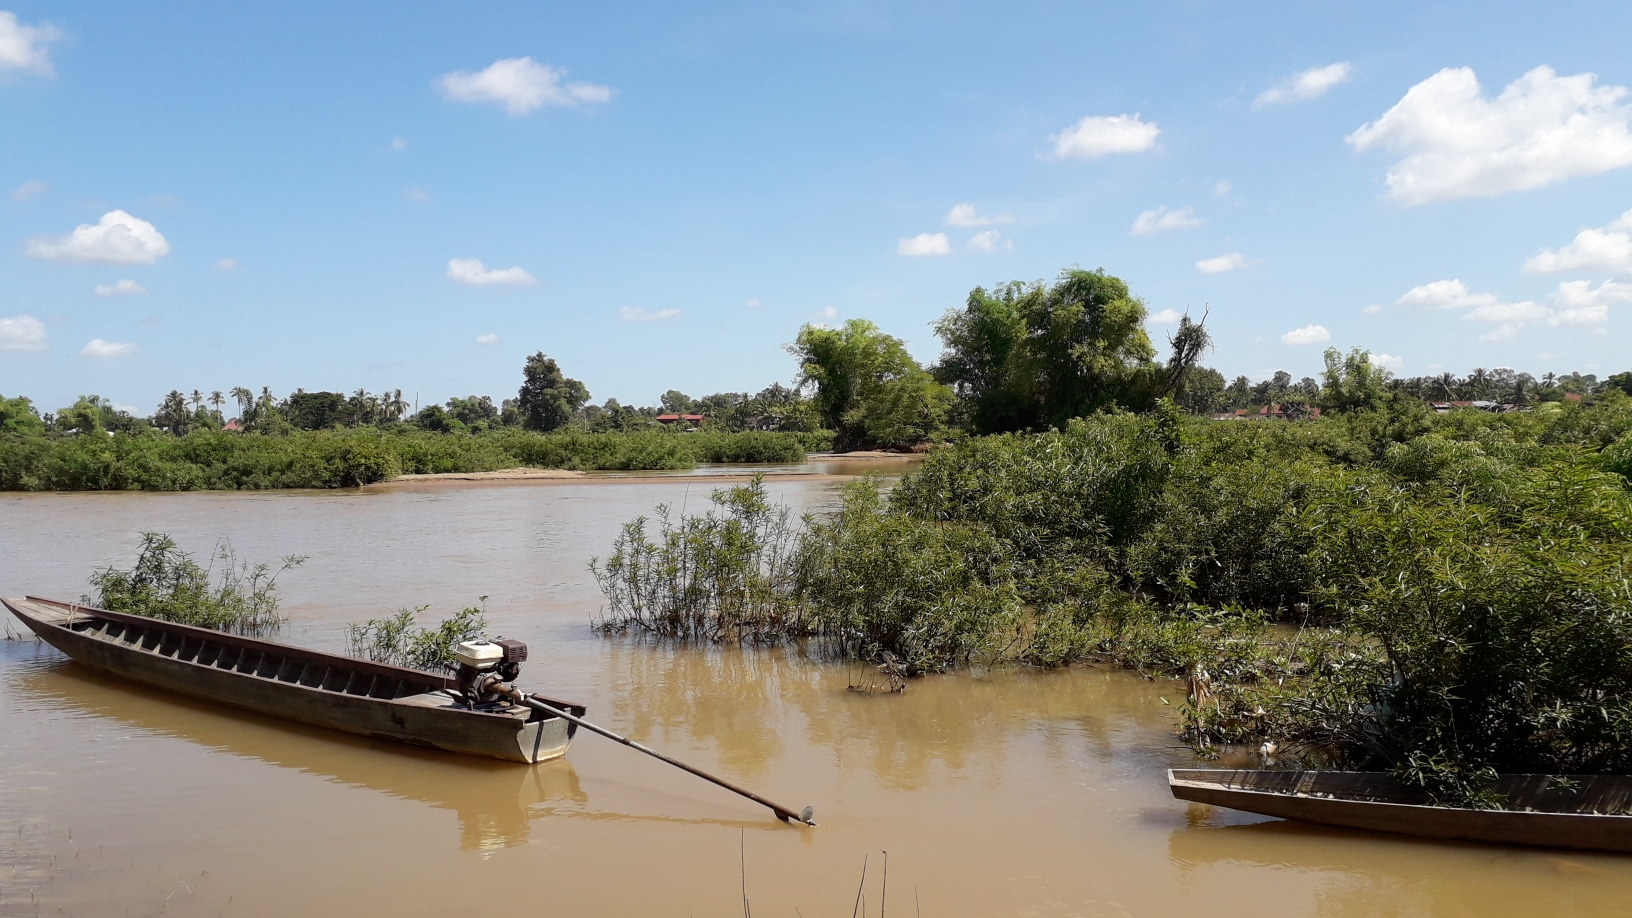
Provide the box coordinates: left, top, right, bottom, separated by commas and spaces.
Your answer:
367, 454, 923, 490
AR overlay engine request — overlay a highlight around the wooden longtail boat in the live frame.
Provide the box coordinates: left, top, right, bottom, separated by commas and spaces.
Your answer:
1169, 768, 1632, 853
2, 596, 585, 764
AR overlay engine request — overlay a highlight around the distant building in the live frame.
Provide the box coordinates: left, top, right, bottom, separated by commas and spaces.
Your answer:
1210, 403, 1320, 421
223, 419, 243, 432
656, 413, 705, 428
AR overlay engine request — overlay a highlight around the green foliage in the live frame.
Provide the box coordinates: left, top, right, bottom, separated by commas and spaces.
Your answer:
0, 394, 45, 435
346, 602, 488, 673
87, 532, 306, 635
0, 427, 821, 490
1319, 346, 1392, 414
934, 268, 1175, 432
284, 391, 347, 430
518, 352, 590, 432
591, 475, 807, 642
790, 319, 952, 450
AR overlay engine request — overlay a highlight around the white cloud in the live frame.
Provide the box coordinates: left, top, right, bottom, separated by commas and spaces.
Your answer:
1196, 252, 1254, 273
79, 338, 137, 358
1131, 205, 1202, 235
944, 204, 1013, 227
0, 314, 47, 352
1525, 208, 1632, 275
404, 186, 431, 202
1254, 62, 1353, 108
1363, 304, 1383, 315
215, 258, 239, 271
475, 333, 499, 345
1049, 114, 1159, 159
1399, 277, 1618, 337
966, 230, 1012, 253
447, 257, 536, 286
1214, 179, 1232, 196
1347, 66, 1632, 205
1281, 324, 1332, 345
27, 210, 171, 265
1396, 278, 1498, 310
12, 180, 46, 202
1149, 308, 1182, 324
94, 279, 147, 297
619, 306, 681, 323
440, 57, 613, 115
0, 11, 60, 76
391, 136, 407, 151
812, 306, 838, 321
1373, 352, 1405, 371
897, 232, 951, 256
746, 298, 762, 308
1548, 279, 1632, 326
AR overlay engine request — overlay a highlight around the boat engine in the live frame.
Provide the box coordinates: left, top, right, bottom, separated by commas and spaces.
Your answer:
454, 638, 527, 706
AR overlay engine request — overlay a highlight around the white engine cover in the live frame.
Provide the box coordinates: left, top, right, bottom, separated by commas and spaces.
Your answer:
454, 640, 504, 669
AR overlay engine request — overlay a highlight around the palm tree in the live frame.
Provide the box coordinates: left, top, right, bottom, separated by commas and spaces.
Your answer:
231, 386, 253, 414
190, 389, 205, 411
1438, 372, 1457, 401
1543, 372, 1558, 389
385, 388, 407, 421
209, 391, 225, 413
1468, 367, 1491, 400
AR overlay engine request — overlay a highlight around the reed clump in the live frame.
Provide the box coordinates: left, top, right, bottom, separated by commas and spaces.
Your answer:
87, 532, 306, 636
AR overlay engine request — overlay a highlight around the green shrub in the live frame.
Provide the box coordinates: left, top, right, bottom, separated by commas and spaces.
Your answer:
86, 532, 305, 635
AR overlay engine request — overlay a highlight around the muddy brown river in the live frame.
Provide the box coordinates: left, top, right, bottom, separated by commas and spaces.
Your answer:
4, 466, 1631, 916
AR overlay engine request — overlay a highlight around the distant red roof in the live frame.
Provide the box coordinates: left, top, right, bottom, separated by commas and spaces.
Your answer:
656, 413, 680, 421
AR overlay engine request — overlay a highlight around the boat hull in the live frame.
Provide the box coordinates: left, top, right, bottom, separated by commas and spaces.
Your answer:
1170, 768, 1632, 853
4, 597, 581, 765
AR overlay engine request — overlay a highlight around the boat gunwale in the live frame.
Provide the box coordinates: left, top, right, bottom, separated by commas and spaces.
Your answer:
1169, 768, 1632, 820
4, 596, 586, 716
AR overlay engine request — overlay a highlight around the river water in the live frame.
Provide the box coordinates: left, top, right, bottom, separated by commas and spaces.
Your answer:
3, 466, 1631, 917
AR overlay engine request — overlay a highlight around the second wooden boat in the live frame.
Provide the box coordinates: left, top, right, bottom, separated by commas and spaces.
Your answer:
1170, 768, 1632, 853
3, 596, 586, 764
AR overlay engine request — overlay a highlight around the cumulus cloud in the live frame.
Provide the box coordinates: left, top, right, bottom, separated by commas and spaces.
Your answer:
966, 230, 1012, 253
1049, 114, 1159, 159
944, 204, 1013, 227
0, 314, 47, 351
447, 258, 536, 286
475, 333, 499, 345
1281, 324, 1332, 345
27, 210, 171, 265
1131, 205, 1202, 235
619, 306, 681, 322
0, 11, 60, 76
1363, 304, 1383, 315
12, 180, 46, 202
1549, 279, 1632, 326
94, 279, 147, 297
1525, 208, 1632, 275
1396, 278, 1499, 310
215, 258, 239, 271
80, 338, 137, 358
746, 298, 762, 308
1196, 252, 1254, 274
1148, 308, 1182, 324
440, 57, 613, 115
391, 136, 407, 151
1214, 179, 1232, 196
1347, 66, 1632, 205
897, 232, 951, 256
1398, 277, 1618, 340
1254, 62, 1353, 108
1373, 352, 1405, 371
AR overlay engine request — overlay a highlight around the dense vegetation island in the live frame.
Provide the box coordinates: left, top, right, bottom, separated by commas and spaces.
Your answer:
7, 266, 1626, 492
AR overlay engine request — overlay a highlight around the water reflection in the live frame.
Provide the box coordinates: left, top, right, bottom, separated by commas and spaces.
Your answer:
8, 651, 585, 851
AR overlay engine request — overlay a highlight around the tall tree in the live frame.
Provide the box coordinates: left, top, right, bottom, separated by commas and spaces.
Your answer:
154, 391, 191, 436
1319, 347, 1392, 414
790, 319, 951, 450
517, 353, 589, 432
933, 268, 1169, 432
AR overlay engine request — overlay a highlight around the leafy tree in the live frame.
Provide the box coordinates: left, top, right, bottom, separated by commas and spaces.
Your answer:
791, 319, 952, 450
660, 390, 696, 413
933, 268, 1166, 432
413, 404, 455, 432
444, 395, 499, 428
0, 394, 46, 435
1319, 347, 1391, 414
284, 390, 347, 430
1175, 366, 1226, 415
517, 352, 590, 432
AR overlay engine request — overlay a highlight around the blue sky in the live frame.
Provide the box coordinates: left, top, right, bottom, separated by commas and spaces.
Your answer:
4, 1, 1632, 415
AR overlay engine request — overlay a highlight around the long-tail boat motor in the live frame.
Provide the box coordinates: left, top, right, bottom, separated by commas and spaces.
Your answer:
454, 638, 527, 705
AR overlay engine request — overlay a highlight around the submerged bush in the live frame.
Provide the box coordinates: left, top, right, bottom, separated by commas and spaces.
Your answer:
87, 532, 306, 636
345, 602, 488, 672
590, 475, 806, 643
